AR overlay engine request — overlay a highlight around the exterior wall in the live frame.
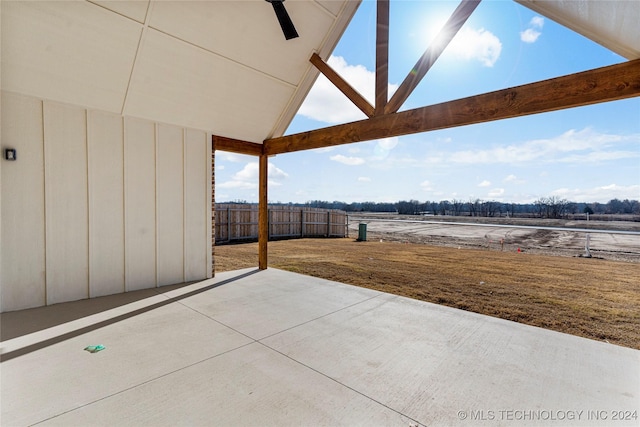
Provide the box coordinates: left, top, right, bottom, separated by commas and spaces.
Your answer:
88, 110, 125, 298
0, 93, 46, 309
0, 91, 213, 312
44, 101, 90, 305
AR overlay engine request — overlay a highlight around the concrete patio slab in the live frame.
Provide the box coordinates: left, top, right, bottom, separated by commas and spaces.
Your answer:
35, 342, 408, 426
262, 292, 640, 425
2, 268, 639, 426
178, 268, 382, 340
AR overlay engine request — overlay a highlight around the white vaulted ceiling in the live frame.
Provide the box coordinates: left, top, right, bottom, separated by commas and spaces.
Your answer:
1, 1, 638, 144
1, 0, 359, 143
516, 0, 640, 60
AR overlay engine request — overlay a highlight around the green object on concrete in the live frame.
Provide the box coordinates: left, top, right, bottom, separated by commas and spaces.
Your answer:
84, 345, 105, 353
357, 223, 367, 241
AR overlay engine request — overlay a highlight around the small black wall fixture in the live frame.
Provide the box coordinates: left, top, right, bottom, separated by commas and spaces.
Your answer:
5, 148, 17, 161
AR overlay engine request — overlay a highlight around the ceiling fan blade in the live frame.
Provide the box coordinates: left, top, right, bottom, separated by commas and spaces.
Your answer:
267, 0, 299, 40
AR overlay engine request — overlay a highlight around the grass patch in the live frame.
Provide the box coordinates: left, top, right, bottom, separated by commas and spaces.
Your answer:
215, 238, 640, 350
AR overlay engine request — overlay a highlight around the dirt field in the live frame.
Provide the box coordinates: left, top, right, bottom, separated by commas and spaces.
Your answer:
215, 238, 640, 350
348, 216, 640, 262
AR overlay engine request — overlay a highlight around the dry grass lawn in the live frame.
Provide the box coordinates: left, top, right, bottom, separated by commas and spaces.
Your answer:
215, 238, 640, 350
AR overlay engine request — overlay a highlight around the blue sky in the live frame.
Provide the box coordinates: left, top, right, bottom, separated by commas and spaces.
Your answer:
216, 0, 640, 204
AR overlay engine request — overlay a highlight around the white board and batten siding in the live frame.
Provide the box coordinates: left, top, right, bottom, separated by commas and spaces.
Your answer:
44, 101, 90, 305
0, 93, 47, 309
0, 91, 213, 312
124, 117, 158, 292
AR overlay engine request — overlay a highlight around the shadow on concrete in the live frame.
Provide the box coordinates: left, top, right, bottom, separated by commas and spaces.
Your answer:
0, 269, 260, 362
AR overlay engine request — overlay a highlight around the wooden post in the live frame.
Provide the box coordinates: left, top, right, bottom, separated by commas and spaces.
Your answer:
227, 206, 231, 243
258, 154, 268, 269
327, 211, 331, 237
346, 214, 349, 238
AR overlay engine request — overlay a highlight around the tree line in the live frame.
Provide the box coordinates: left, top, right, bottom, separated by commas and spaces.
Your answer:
297, 197, 640, 219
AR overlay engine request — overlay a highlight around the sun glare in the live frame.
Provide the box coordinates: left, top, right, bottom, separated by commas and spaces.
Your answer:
422, 13, 451, 51
413, 5, 502, 69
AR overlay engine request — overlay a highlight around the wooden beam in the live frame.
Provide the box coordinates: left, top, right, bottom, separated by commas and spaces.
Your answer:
264, 58, 640, 155
212, 135, 263, 156
258, 153, 268, 270
375, 0, 390, 115
384, 0, 481, 114
310, 53, 375, 118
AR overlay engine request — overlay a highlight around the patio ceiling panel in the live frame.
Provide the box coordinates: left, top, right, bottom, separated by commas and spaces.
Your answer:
123, 28, 297, 143
516, 0, 640, 60
0, 0, 359, 143
89, 0, 150, 23
1, 1, 141, 114
147, 0, 337, 86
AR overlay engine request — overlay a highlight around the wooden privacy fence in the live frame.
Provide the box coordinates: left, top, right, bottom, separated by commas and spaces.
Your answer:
215, 204, 348, 243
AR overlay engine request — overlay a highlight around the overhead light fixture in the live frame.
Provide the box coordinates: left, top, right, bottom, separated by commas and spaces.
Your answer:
5, 148, 16, 161
265, 0, 299, 40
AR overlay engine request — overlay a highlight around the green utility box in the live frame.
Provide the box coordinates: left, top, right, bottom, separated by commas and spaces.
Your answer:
357, 223, 367, 241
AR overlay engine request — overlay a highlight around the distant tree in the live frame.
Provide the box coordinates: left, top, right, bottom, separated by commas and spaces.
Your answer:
622, 199, 637, 214
469, 198, 481, 217
426, 201, 439, 215
439, 200, 450, 215
480, 200, 500, 217
592, 202, 605, 214
295, 197, 637, 219
397, 200, 421, 215
606, 198, 624, 214
451, 199, 466, 216
533, 198, 545, 217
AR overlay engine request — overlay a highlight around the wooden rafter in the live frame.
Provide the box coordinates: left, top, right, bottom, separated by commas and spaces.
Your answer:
384, 0, 481, 114
258, 154, 268, 270
375, 0, 390, 115
264, 58, 640, 155
212, 135, 263, 156
310, 53, 375, 118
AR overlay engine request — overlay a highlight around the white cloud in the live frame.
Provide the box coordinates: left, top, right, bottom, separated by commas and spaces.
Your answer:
557, 151, 638, 163
298, 56, 399, 124
521, 16, 544, 43
488, 188, 505, 198
268, 164, 289, 184
358, 176, 371, 182
503, 174, 526, 184
217, 161, 289, 190
530, 16, 544, 28
448, 128, 640, 165
420, 180, 434, 191
550, 184, 640, 203
217, 180, 255, 190
478, 180, 491, 187
520, 28, 541, 43
217, 165, 225, 171
449, 27, 502, 67
312, 146, 336, 154
330, 154, 365, 165
218, 153, 247, 163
